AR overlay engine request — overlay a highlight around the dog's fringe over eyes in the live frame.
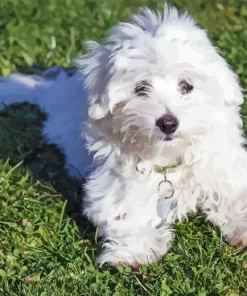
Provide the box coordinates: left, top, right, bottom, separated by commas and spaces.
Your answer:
134, 80, 152, 97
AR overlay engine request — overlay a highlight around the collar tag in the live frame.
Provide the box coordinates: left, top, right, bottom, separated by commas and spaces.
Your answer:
156, 174, 175, 220
157, 198, 173, 220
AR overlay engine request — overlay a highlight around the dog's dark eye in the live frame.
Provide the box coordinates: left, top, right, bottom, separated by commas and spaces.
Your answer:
179, 80, 193, 95
134, 80, 151, 97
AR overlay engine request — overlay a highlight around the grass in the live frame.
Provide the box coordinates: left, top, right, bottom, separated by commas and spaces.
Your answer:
1, 0, 247, 295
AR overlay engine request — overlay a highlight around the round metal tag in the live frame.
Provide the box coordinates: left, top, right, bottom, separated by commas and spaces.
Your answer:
158, 176, 174, 199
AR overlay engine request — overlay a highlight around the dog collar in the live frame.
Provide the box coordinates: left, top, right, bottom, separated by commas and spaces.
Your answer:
136, 157, 183, 175
154, 157, 183, 175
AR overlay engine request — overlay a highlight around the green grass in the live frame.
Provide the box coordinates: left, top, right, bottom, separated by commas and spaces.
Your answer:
1, 0, 247, 295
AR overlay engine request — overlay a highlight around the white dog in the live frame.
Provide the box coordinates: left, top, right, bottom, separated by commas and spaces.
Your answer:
1, 5, 247, 268
79, 5, 247, 267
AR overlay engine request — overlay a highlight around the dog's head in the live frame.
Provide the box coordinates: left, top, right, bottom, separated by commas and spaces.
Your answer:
77, 6, 243, 158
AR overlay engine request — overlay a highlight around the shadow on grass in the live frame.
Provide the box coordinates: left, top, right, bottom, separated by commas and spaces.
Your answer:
0, 100, 96, 240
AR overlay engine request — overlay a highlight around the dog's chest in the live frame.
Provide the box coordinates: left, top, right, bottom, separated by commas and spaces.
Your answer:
124, 167, 196, 225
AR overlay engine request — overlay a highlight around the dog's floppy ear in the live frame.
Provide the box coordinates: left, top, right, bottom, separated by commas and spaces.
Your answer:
75, 41, 112, 120
215, 57, 243, 107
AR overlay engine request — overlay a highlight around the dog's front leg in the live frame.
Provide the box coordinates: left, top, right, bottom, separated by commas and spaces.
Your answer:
97, 222, 174, 267
84, 158, 175, 267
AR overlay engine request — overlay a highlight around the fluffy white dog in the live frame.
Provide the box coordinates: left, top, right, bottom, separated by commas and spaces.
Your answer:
1, 5, 247, 268
79, 5, 247, 267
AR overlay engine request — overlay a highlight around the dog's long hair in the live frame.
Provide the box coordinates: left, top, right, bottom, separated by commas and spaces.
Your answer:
77, 6, 247, 259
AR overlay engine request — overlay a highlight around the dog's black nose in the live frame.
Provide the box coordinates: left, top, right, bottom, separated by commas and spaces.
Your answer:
156, 114, 179, 134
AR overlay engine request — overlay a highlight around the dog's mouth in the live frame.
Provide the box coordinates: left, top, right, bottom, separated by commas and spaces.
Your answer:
156, 133, 175, 142
164, 134, 174, 141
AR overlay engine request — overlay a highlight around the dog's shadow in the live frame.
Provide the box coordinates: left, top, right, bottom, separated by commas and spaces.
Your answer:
0, 63, 101, 260
0, 100, 97, 241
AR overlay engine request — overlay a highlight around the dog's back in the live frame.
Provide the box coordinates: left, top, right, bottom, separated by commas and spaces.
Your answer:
0, 67, 92, 178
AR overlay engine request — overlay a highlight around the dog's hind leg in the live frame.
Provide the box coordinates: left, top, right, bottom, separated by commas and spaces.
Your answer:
201, 193, 247, 250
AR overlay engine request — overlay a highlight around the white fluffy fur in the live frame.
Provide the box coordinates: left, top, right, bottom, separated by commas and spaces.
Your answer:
78, 6, 247, 266
1, 5, 247, 267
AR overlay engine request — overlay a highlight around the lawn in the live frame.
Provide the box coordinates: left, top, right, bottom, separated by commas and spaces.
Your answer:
1, 0, 247, 295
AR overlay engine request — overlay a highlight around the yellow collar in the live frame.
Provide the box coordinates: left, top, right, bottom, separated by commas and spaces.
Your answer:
154, 157, 183, 175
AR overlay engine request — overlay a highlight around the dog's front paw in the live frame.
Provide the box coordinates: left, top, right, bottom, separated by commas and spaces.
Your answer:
119, 261, 141, 270
228, 230, 247, 251
97, 226, 173, 267
97, 248, 144, 268
230, 237, 247, 251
